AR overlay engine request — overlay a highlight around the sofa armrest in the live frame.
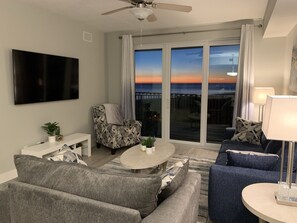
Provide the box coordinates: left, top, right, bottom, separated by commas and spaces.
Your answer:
208, 164, 280, 223
0, 181, 11, 223
223, 127, 235, 140
142, 172, 201, 223
9, 181, 142, 223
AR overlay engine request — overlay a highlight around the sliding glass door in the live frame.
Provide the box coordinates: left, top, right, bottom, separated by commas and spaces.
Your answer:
135, 42, 239, 145
135, 49, 162, 137
170, 47, 203, 142
207, 45, 239, 143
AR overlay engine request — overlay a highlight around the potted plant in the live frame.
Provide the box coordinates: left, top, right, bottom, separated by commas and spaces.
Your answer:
140, 138, 147, 151
42, 122, 61, 143
145, 137, 155, 154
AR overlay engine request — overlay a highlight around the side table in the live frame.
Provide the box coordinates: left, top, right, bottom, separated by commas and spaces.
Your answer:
242, 183, 297, 223
21, 133, 91, 158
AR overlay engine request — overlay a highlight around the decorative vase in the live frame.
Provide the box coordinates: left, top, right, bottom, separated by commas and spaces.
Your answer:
48, 135, 56, 143
146, 147, 153, 155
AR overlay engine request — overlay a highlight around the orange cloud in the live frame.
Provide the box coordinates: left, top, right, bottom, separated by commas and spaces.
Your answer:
209, 74, 237, 83
135, 73, 237, 84
135, 75, 162, 83
171, 74, 202, 83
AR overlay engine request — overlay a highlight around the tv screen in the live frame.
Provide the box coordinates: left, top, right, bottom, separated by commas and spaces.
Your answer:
12, 49, 79, 105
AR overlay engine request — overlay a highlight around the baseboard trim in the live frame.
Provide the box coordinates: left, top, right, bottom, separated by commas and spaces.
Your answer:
0, 169, 17, 184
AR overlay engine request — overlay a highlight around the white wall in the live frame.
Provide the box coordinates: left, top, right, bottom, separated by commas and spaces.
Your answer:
0, 0, 106, 176
284, 24, 297, 95
254, 29, 287, 94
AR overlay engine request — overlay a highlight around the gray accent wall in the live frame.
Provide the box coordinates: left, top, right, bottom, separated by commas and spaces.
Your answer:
0, 0, 106, 175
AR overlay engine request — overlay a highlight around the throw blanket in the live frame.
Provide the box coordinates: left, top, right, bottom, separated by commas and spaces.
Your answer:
103, 104, 123, 125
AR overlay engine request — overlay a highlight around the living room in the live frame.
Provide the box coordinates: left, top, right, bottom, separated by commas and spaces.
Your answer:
1, 0, 297, 222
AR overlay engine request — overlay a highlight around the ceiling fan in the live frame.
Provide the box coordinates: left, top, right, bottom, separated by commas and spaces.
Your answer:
102, 0, 192, 22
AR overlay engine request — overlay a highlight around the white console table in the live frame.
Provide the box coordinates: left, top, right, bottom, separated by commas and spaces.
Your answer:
21, 133, 91, 158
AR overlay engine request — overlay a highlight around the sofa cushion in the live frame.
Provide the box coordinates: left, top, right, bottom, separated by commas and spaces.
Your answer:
219, 140, 264, 154
231, 117, 262, 145
158, 159, 189, 203
14, 155, 161, 218
216, 140, 264, 165
226, 150, 279, 170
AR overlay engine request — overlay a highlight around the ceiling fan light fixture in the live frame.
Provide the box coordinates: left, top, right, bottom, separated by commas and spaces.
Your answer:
130, 7, 153, 20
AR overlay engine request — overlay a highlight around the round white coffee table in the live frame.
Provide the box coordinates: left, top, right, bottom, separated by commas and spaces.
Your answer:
120, 140, 175, 172
242, 183, 297, 223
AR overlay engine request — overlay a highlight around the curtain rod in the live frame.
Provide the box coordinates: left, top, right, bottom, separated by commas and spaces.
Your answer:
118, 24, 262, 39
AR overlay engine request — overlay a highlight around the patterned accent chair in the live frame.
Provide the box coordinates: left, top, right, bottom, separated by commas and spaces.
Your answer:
92, 104, 142, 154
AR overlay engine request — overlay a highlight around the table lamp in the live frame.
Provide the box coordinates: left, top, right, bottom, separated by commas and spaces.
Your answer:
262, 95, 297, 206
252, 87, 275, 121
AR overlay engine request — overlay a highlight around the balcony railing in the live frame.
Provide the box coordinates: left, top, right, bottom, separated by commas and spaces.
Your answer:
135, 92, 235, 142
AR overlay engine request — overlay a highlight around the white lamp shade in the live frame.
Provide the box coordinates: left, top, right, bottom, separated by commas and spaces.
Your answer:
262, 95, 297, 141
253, 87, 275, 105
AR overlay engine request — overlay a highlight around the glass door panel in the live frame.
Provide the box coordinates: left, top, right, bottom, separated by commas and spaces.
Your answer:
170, 47, 203, 142
207, 45, 239, 143
135, 49, 162, 137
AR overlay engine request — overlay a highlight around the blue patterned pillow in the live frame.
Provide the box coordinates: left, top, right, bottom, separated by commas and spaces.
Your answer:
226, 150, 279, 170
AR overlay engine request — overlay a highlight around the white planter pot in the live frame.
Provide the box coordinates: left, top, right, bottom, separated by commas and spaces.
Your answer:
140, 145, 146, 152
146, 147, 153, 155
48, 136, 56, 143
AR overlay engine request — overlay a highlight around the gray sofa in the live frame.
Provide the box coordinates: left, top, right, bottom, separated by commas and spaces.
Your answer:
0, 155, 201, 223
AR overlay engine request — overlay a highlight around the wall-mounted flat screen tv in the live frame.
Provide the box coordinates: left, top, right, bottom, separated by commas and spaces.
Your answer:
12, 49, 79, 105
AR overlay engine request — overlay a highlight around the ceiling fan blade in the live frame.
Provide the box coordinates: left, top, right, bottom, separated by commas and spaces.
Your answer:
152, 3, 192, 12
102, 6, 133, 15
119, 0, 134, 3
147, 13, 157, 22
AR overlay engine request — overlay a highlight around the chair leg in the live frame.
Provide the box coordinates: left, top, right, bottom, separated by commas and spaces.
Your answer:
96, 143, 101, 149
111, 149, 116, 155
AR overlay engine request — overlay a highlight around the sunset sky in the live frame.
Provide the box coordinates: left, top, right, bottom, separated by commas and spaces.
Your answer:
135, 45, 239, 84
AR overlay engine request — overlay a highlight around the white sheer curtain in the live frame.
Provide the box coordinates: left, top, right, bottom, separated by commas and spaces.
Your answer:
233, 24, 255, 124
121, 34, 135, 119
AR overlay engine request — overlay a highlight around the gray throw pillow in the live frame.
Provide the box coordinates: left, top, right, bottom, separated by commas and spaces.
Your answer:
158, 159, 189, 203
231, 117, 262, 145
14, 155, 161, 218
226, 150, 279, 170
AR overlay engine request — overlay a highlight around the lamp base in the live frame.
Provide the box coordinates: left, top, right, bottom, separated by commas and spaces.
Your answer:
275, 182, 297, 206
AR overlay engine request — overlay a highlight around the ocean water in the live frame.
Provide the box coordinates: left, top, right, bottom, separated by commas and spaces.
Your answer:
136, 83, 236, 95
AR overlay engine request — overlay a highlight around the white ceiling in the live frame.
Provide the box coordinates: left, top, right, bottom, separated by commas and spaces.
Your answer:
17, 0, 297, 37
